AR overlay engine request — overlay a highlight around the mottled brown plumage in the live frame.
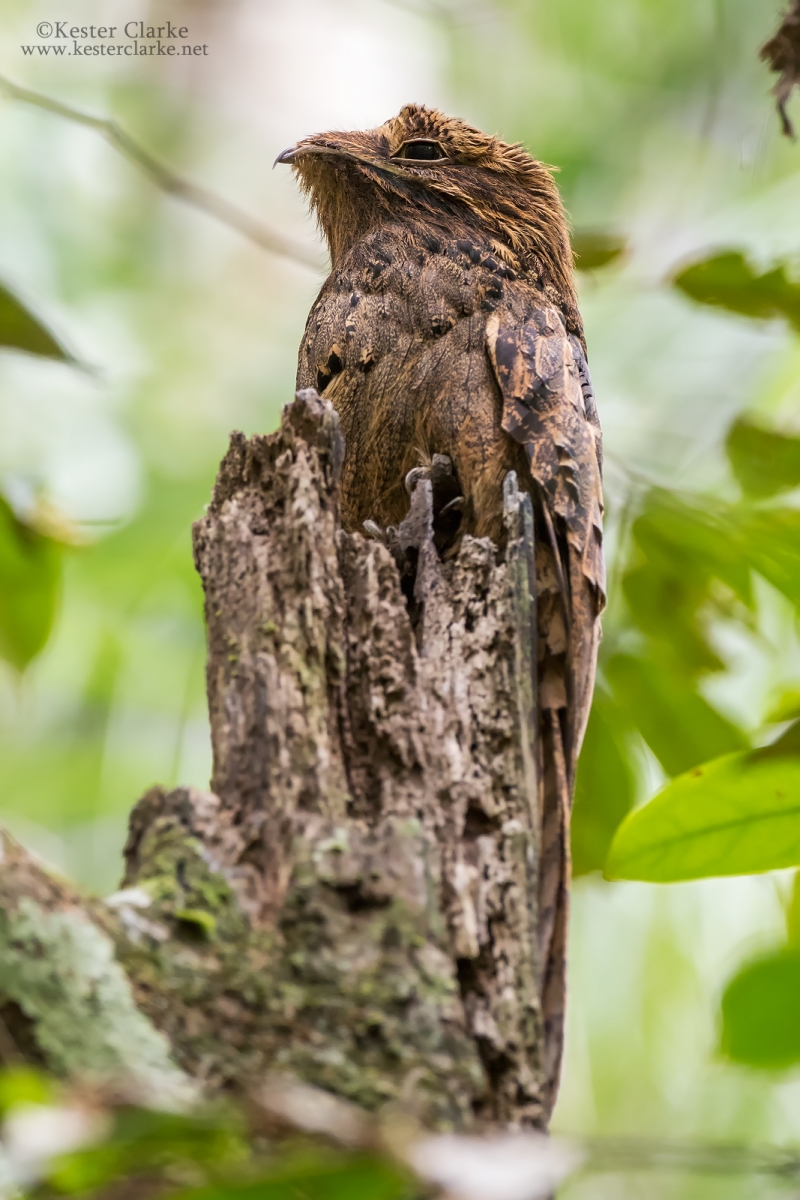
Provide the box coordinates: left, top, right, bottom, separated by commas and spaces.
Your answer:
280, 103, 605, 1116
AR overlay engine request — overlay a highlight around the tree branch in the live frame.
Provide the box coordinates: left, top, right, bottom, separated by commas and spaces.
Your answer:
0, 74, 324, 271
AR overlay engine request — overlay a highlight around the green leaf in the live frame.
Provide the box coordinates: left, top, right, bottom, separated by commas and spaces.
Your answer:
0, 282, 71, 361
571, 687, 636, 876
720, 948, 800, 1070
672, 251, 800, 333
605, 653, 747, 778
741, 508, 800, 610
0, 495, 63, 671
572, 231, 626, 271
605, 721, 800, 882
726, 417, 800, 499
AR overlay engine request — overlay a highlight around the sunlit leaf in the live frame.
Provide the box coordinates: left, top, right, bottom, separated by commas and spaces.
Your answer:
605, 653, 746, 779
726, 417, 800, 499
0, 495, 63, 671
572, 687, 636, 877
605, 721, 800, 882
672, 251, 800, 333
0, 282, 71, 361
572, 231, 626, 271
720, 948, 800, 1069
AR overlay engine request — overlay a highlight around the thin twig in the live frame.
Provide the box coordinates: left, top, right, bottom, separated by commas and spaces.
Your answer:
584, 1135, 800, 1179
378, 0, 455, 19
376, 0, 492, 27
0, 74, 325, 271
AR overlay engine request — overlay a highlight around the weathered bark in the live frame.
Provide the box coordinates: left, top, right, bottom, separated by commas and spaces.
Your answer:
0, 390, 554, 1129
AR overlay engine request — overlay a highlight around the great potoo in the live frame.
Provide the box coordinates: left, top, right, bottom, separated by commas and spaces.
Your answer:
278, 103, 605, 1113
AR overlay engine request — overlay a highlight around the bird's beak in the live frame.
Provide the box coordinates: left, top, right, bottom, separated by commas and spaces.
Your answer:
273, 142, 359, 169
273, 145, 299, 167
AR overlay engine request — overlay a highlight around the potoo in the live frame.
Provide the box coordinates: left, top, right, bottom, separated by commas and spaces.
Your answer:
278, 104, 605, 1115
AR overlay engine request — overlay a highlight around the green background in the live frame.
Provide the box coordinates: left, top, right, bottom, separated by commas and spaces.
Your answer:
2, 1, 800, 1195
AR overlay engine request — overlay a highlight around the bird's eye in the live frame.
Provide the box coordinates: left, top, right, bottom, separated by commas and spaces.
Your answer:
395, 140, 447, 161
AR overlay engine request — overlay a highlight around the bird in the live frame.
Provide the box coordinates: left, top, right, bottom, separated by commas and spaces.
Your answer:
277, 103, 605, 1119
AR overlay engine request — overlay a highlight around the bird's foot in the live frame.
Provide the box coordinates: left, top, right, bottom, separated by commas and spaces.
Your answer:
361, 456, 465, 580
404, 454, 465, 553
363, 519, 400, 550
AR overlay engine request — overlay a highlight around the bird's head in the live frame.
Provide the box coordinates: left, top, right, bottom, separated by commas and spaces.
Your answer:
277, 104, 576, 311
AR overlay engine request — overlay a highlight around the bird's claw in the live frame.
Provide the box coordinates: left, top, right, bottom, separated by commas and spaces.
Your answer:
363, 520, 399, 545
405, 454, 455, 495
403, 455, 465, 553
366, 456, 465, 570
405, 467, 428, 495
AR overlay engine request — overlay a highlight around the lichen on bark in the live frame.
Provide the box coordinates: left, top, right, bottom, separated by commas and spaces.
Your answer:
0, 829, 193, 1107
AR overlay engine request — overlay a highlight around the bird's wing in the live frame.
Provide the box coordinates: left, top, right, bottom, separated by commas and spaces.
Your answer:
486, 302, 605, 1111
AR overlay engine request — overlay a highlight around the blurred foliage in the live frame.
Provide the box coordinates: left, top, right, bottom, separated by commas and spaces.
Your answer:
0, 494, 63, 672
3, 1067, 798, 1198
173, 1157, 413, 1200
674, 252, 800, 334
605, 652, 746, 777
573, 331, 800, 880
591, 250, 800, 1076
0, 1067, 53, 1114
45, 1105, 248, 1197
571, 232, 626, 272
766, 687, 800, 722
0, 281, 71, 362
720, 948, 800, 1070
720, 868, 800, 1071
726, 417, 800, 498
0, 273, 73, 673
0, 1070, 416, 1200
571, 685, 636, 876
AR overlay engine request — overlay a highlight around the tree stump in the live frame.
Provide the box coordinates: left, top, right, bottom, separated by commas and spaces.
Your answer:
0, 390, 556, 1129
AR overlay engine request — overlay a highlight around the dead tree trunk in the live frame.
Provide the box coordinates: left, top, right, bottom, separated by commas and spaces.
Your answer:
0, 390, 554, 1129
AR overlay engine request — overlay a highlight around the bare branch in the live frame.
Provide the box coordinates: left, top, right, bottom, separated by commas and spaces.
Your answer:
376, 0, 489, 25
585, 1135, 800, 1178
0, 74, 325, 271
